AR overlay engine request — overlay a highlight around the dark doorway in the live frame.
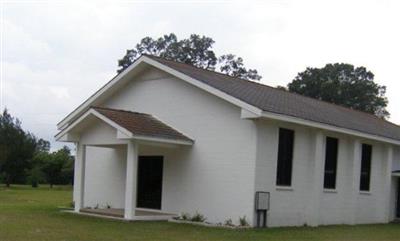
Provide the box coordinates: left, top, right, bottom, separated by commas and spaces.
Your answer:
397, 178, 400, 218
137, 156, 163, 210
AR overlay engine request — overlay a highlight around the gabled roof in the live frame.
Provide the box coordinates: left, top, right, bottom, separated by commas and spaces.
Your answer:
147, 55, 400, 143
57, 54, 400, 145
93, 107, 193, 143
56, 107, 193, 145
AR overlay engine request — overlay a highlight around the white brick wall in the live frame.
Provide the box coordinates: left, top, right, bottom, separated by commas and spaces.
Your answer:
83, 146, 126, 209
255, 119, 394, 227
254, 120, 314, 227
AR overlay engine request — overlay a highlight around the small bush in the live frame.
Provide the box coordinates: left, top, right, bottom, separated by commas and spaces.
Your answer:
180, 212, 191, 221
224, 218, 234, 226
69, 201, 75, 208
106, 203, 111, 209
191, 212, 206, 222
239, 216, 249, 226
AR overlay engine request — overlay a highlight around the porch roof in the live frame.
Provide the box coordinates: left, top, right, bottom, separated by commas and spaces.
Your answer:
55, 106, 194, 145
94, 106, 193, 142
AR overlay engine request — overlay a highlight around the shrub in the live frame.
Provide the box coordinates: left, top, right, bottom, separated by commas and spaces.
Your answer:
191, 211, 206, 222
224, 218, 234, 226
239, 216, 249, 226
180, 212, 191, 221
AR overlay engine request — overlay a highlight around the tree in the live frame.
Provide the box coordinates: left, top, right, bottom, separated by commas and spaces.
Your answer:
59, 146, 74, 185
27, 165, 45, 188
219, 54, 261, 80
60, 151, 74, 185
41, 146, 73, 188
28, 147, 50, 188
0, 109, 38, 187
36, 139, 50, 153
118, 33, 261, 81
287, 63, 389, 118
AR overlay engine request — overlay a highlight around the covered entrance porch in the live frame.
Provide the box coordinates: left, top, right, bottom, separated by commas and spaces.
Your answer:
56, 107, 194, 220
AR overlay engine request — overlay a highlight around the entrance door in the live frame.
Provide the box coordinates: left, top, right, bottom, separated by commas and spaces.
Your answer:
137, 156, 163, 210
397, 178, 400, 218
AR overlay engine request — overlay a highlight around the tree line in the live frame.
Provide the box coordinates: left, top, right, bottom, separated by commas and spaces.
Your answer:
0, 109, 73, 187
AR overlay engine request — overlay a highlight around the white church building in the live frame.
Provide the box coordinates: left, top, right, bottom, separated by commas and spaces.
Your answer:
56, 55, 400, 227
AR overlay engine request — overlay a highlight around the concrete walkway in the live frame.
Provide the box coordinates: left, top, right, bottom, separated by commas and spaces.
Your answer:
79, 208, 176, 221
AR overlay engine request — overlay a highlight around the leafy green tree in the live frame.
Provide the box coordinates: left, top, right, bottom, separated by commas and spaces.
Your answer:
60, 150, 74, 185
0, 109, 38, 187
41, 146, 73, 188
28, 150, 50, 187
219, 54, 261, 81
36, 139, 50, 153
287, 63, 389, 118
27, 166, 45, 188
118, 33, 261, 80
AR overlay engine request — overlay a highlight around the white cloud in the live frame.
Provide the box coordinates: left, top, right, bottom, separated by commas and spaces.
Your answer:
48, 86, 70, 99
3, 19, 52, 65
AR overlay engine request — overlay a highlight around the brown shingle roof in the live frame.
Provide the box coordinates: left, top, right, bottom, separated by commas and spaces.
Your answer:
93, 106, 193, 143
147, 55, 400, 142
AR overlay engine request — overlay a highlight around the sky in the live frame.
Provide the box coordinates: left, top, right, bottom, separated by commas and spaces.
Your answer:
1, 0, 400, 150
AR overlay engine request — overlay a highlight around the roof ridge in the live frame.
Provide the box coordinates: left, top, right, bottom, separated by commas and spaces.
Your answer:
92, 106, 151, 116
144, 54, 397, 127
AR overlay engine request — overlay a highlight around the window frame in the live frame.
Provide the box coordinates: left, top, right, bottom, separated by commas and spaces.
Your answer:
276, 128, 295, 187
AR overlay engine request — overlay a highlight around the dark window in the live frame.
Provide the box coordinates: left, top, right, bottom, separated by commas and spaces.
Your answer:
323, 137, 338, 189
360, 144, 372, 191
276, 128, 295, 186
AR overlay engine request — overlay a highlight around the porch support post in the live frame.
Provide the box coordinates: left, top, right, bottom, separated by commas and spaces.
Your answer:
74, 143, 86, 212
383, 145, 393, 222
349, 139, 361, 224
308, 130, 325, 227
124, 140, 138, 220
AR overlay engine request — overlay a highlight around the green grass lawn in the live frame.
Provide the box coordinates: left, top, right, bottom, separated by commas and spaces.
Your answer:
0, 185, 399, 241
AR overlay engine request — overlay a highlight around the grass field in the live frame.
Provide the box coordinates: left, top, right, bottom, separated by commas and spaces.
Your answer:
0, 185, 400, 241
